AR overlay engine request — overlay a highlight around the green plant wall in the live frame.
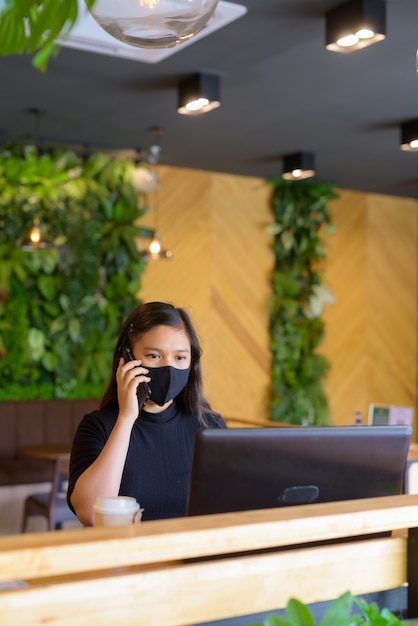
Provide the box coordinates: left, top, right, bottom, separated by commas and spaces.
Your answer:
268, 177, 337, 425
0, 144, 151, 400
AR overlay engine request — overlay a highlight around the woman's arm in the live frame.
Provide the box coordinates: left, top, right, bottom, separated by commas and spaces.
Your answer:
70, 358, 149, 526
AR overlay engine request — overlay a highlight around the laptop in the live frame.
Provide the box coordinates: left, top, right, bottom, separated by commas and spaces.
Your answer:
186, 425, 412, 516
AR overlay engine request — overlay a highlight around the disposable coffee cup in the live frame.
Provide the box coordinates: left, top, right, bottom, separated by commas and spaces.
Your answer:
93, 496, 143, 527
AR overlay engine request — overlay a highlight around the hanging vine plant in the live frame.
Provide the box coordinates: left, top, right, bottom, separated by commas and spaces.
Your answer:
268, 177, 338, 425
0, 144, 153, 400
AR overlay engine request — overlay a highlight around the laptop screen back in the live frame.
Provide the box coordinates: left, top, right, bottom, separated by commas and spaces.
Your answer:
186, 425, 412, 516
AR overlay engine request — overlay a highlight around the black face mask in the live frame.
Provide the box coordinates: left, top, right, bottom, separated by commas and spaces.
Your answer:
147, 365, 191, 406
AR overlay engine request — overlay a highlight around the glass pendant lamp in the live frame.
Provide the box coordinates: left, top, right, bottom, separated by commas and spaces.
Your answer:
88, 0, 219, 49
145, 173, 172, 260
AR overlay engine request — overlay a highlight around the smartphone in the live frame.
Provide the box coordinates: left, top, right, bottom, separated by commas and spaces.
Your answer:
121, 345, 150, 410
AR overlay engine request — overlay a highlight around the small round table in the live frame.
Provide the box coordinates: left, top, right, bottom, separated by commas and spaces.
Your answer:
17, 444, 71, 461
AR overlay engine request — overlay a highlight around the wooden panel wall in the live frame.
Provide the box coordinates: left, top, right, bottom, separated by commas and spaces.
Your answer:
320, 191, 370, 424
138, 166, 273, 423
139, 166, 418, 432
367, 195, 417, 414
321, 192, 418, 428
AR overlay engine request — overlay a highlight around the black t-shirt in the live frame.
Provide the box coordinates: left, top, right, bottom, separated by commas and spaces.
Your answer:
67, 402, 226, 521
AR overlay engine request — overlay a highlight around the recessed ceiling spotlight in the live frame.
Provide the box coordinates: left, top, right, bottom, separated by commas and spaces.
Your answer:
177, 73, 221, 116
325, 0, 386, 53
282, 152, 315, 181
400, 120, 418, 152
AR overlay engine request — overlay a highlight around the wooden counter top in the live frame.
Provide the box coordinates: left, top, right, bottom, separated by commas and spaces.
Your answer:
0, 495, 417, 626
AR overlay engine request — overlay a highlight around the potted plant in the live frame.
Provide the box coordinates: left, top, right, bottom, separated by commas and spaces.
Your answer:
248, 592, 412, 626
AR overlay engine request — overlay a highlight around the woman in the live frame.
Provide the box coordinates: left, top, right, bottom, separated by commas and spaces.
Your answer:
68, 301, 226, 525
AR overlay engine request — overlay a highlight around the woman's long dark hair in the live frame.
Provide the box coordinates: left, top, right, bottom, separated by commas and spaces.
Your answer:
100, 302, 217, 427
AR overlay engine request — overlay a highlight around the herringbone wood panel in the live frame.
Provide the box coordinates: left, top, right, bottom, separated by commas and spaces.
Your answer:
208, 173, 273, 419
139, 166, 273, 422
367, 195, 417, 417
322, 191, 418, 428
321, 191, 369, 424
138, 166, 418, 431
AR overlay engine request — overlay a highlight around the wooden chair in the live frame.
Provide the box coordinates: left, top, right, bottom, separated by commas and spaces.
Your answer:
21, 455, 77, 532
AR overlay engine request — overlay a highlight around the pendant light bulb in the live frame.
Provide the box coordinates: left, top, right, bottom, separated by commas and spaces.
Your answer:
141, 131, 172, 261
20, 217, 53, 250
149, 234, 162, 255
29, 224, 42, 244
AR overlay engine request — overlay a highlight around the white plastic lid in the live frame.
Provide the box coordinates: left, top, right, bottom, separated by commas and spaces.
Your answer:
93, 496, 139, 514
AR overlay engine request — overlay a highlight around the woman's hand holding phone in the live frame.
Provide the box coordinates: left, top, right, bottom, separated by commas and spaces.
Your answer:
119, 345, 151, 412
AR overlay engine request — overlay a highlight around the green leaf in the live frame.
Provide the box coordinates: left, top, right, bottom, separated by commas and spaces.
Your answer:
0, 0, 83, 69
32, 41, 60, 72
68, 317, 81, 343
28, 327, 46, 361
50, 316, 67, 335
37, 275, 57, 300
267, 223, 284, 236
0, 10, 26, 55
286, 599, 315, 626
42, 351, 59, 372
246, 617, 291, 626
353, 598, 403, 626
59, 294, 71, 312
265, 617, 292, 626
320, 593, 353, 626
280, 230, 295, 251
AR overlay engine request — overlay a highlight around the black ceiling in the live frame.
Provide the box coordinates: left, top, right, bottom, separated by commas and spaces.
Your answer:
1, 0, 418, 199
